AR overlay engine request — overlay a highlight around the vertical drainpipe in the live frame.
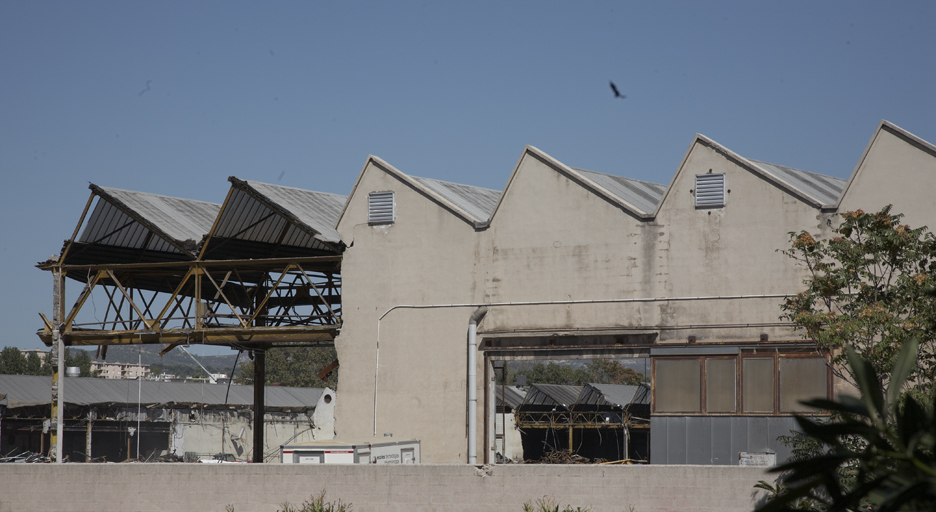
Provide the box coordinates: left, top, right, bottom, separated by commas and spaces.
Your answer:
467, 306, 487, 464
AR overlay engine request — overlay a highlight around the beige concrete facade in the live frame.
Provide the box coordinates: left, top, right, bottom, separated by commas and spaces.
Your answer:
333, 121, 936, 464
0, 463, 771, 512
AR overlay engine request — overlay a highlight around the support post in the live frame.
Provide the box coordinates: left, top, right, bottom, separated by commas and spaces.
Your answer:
252, 347, 265, 463
50, 267, 65, 463
86, 415, 93, 462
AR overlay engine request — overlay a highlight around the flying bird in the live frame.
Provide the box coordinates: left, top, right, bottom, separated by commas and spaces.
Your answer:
609, 81, 625, 99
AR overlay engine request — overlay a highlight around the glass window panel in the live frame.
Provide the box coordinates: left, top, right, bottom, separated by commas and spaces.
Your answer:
705, 358, 736, 412
780, 357, 828, 412
743, 358, 774, 413
655, 359, 701, 412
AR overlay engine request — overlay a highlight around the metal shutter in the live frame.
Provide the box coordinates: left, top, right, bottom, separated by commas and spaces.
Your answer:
694, 174, 726, 208
368, 191, 395, 224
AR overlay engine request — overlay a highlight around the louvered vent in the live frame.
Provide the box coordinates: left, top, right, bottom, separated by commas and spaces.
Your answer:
368, 191, 395, 224
694, 173, 726, 208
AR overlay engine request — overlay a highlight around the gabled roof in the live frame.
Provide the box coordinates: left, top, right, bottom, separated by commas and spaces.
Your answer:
200, 177, 346, 260
65, 185, 220, 264
834, 120, 936, 210
495, 385, 527, 410
0, 374, 326, 411
337, 155, 501, 228
653, 135, 847, 214
519, 383, 583, 410
230, 178, 346, 244
578, 383, 650, 408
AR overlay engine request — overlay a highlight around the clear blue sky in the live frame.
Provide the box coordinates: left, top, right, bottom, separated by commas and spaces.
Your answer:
2, 1, 935, 353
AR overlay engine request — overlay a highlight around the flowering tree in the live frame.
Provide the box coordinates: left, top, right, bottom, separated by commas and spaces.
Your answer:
780, 206, 936, 393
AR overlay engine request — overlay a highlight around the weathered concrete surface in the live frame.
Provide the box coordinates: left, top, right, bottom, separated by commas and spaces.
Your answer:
0, 463, 769, 512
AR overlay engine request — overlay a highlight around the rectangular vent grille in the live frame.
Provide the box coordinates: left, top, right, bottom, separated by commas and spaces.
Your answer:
694, 174, 726, 208
368, 191, 395, 224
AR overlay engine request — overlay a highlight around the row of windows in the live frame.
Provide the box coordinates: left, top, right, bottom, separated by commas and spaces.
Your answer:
653, 354, 830, 415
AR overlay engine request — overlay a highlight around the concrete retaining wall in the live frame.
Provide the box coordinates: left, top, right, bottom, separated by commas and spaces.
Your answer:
0, 463, 770, 512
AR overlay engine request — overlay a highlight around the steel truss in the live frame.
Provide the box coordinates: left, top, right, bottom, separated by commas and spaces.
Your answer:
37, 256, 341, 349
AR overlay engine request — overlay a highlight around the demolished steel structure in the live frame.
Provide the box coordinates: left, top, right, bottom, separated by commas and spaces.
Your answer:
37, 178, 345, 462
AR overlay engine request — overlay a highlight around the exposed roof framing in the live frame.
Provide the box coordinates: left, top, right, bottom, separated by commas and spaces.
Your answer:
200, 177, 346, 260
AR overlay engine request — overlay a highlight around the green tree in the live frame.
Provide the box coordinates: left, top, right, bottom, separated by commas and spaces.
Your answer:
757, 339, 936, 512
238, 347, 338, 388
585, 360, 647, 385
781, 206, 936, 392
65, 348, 95, 377
25, 351, 46, 375
0, 347, 27, 374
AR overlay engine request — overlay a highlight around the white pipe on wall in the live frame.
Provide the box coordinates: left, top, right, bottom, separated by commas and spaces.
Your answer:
467, 307, 488, 464
371, 293, 793, 454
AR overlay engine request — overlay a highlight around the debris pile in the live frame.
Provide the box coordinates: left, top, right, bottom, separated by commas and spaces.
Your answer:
526, 451, 608, 464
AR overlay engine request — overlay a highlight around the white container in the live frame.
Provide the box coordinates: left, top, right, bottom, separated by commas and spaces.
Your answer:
281, 438, 420, 464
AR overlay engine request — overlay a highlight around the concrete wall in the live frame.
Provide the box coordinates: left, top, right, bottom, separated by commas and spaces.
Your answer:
332, 124, 936, 464
0, 463, 771, 512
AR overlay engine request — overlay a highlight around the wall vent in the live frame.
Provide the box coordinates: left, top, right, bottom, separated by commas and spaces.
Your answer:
694, 173, 726, 208
368, 191, 395, 224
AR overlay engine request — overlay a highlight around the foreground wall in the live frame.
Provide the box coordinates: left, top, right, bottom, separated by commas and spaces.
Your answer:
0, 463, 769, 512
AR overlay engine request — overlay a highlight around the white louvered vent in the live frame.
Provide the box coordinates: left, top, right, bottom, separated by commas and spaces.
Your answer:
368, 191, 395, 224
694, 173, 726, 208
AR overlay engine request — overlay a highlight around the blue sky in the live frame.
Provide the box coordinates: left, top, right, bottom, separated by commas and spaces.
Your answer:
2, 1, 935, 353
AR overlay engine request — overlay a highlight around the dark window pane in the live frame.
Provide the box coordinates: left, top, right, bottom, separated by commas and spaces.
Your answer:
655, 359, 701, 412
780, 357, 828, 412
743, 358, 774, 413
706, 358, 736, 412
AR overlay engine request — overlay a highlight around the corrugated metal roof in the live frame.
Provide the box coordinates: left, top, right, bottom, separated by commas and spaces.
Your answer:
76, 186, 220, 258
747, 159, 846, 207
579, 383, 650, 408
520, 384, 583, 410
410, 176, 501, 222
234, 179, 346, 244
0, 374, 325, 410
495, 385, 527, 410
573, 168, 666, 215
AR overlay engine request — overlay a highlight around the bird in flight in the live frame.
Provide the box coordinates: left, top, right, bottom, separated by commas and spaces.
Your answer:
609, 81, 626, 99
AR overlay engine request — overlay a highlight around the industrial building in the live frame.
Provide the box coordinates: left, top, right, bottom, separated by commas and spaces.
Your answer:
0, 374, 334, 462
33, 120, 936, 465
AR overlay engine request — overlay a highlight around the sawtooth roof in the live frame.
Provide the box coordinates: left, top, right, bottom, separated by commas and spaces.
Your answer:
410, 176, 501, 223
572, 168, 666, 214
228, 178, 346, 245
747, 159, 847, 207
0, 374, 327, 411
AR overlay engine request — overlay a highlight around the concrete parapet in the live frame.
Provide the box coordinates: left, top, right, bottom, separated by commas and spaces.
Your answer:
0, 464, 770, 512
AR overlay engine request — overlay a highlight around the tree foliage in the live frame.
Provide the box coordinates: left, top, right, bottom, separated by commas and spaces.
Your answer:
237, 346, 338, 388
510, 360, 647, 386
781, 206, 936, 391
0, 347, 96, 377
757, 339, 936, 512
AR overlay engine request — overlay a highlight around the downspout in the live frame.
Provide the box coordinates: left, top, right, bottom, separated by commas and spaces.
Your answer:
467, 306, 487, 464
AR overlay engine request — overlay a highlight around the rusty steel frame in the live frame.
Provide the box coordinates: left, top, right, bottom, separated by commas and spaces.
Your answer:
38, 257, 341, 349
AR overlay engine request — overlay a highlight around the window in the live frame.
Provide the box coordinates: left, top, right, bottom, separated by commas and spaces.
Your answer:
654, 359, 701, 412
742, 358, 775, 413
652, 352, 829, 416
705, 358, 736, 413
694, 173, 726, 208
368, 191, 395, 224
779, 357, 828, 412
